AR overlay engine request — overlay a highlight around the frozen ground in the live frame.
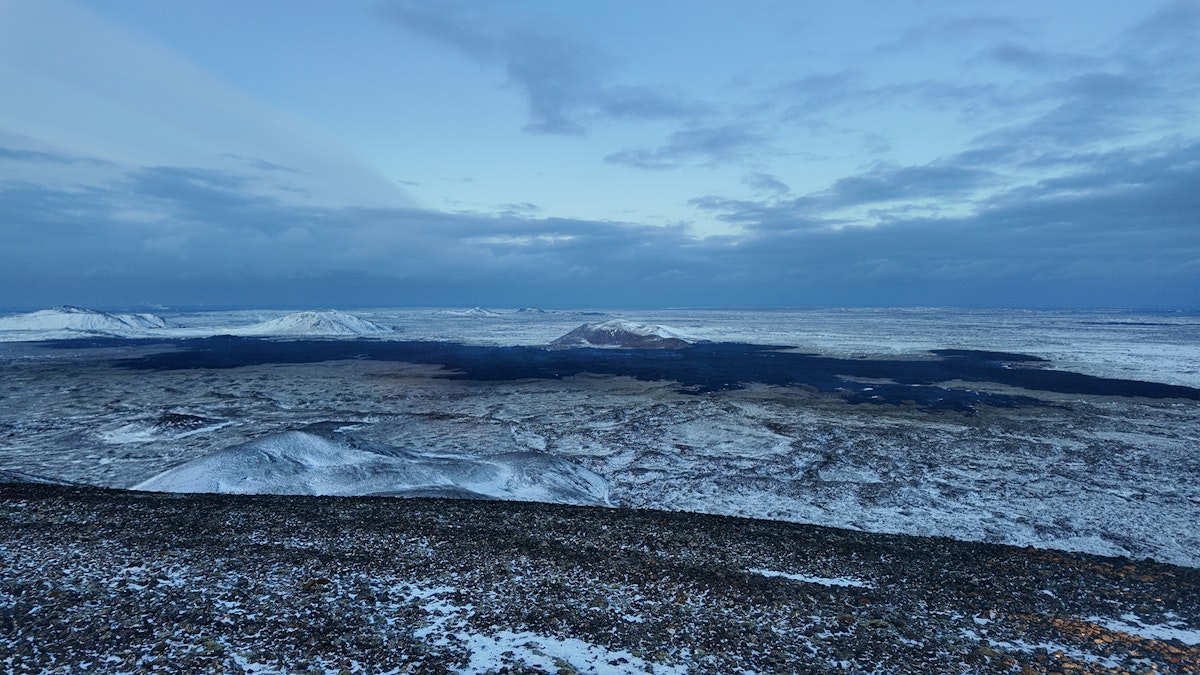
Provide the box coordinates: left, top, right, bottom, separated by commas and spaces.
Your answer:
3, 483, 1198, 674
0, 307, 1198, 569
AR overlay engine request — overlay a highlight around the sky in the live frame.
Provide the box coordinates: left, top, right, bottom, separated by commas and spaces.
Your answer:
1, 0, 1197, 310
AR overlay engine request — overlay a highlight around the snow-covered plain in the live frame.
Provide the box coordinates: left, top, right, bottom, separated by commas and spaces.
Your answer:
1, 306, 1198, 568
4, 305, 1198, 387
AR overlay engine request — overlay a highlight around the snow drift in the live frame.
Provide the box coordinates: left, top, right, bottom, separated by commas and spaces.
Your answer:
551, 319, 696, 349
134, 431, 610, 506
237, 310, 392, 336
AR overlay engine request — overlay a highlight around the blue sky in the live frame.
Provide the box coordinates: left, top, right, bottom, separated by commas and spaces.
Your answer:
1, 0, 1197, 310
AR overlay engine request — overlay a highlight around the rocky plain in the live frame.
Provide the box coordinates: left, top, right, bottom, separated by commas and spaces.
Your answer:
2, 480, 1198, 674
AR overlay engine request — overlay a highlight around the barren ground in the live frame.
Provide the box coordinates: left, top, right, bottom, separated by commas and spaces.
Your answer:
3, 483, 1198, 674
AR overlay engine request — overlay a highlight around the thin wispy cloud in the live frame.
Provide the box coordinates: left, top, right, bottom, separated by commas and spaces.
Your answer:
604, 125, 771, 170
385, 1, 704, 134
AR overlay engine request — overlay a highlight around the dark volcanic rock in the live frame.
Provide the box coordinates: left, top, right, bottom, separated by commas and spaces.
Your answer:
2, 483, 1197, 674
151, 412, 221, 434
86, 337, 1200, 409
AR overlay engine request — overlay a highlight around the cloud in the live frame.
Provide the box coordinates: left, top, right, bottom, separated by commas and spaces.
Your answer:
778, 70, 996, 122
981, 44, 1102, 73
822, 162, 998, 207
686, 137, 1199, 304
0, 147, 712, 306
967, 3, 1198, 155
872, 14, 1029, 54
0, 0, 413, 209
219, 154, 300, 174
384, 2, 703, 134
3, 2, 1197, 310
7, 133, 1195, 311
743, 172, 791, 196
604, 125, 770, 170
1120, 0, 1200, 65
976, 73, 1168, 153
692, 158, 999, 231
0, 146, 98, 165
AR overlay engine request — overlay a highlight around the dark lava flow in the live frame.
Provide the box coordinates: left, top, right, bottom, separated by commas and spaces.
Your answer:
40, 336, 1200, 413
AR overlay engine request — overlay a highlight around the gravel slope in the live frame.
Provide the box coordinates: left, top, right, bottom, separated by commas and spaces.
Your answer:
2, 483, 1198, 674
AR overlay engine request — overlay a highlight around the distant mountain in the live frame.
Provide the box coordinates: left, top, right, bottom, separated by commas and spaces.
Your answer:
0, 306, 169, 338
515, 307, 550, 314
134, 431, 610, 506
237, 310, 392, 336
437, 307, 503, 318
551, 319, 697, 349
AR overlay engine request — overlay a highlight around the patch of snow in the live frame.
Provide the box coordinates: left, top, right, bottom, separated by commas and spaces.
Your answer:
403, 584, 686, 675
748, 568, 872, 588
1094, 613, 1200, 646
981, 635, 1124, 670
460, 629, 683, 675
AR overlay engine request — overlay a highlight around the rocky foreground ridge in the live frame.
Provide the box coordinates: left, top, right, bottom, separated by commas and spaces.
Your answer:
2, 483, 1198, 674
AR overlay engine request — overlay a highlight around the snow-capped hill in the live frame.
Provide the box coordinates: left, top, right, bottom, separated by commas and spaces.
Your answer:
551, 319, 696, 349
134, 431, 610, 506
515, 307, 550, 314
0, 306, 170, 338
438, 307, 503, 318
237, 310, 392, 336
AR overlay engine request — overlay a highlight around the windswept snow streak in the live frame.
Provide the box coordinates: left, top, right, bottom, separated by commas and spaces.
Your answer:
749, 568, 873, 588
134, 431, 610, 506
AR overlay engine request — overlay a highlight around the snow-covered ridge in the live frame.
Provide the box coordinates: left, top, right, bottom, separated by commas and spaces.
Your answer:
134, 431, 610, 506
0, 306, 169, 338
551, 319, 697, 349
235, 310, 392, 336
437, 307, 504, 318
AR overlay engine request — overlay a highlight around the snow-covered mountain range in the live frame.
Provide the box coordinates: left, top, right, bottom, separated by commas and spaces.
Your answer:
0, 307, 395, 340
